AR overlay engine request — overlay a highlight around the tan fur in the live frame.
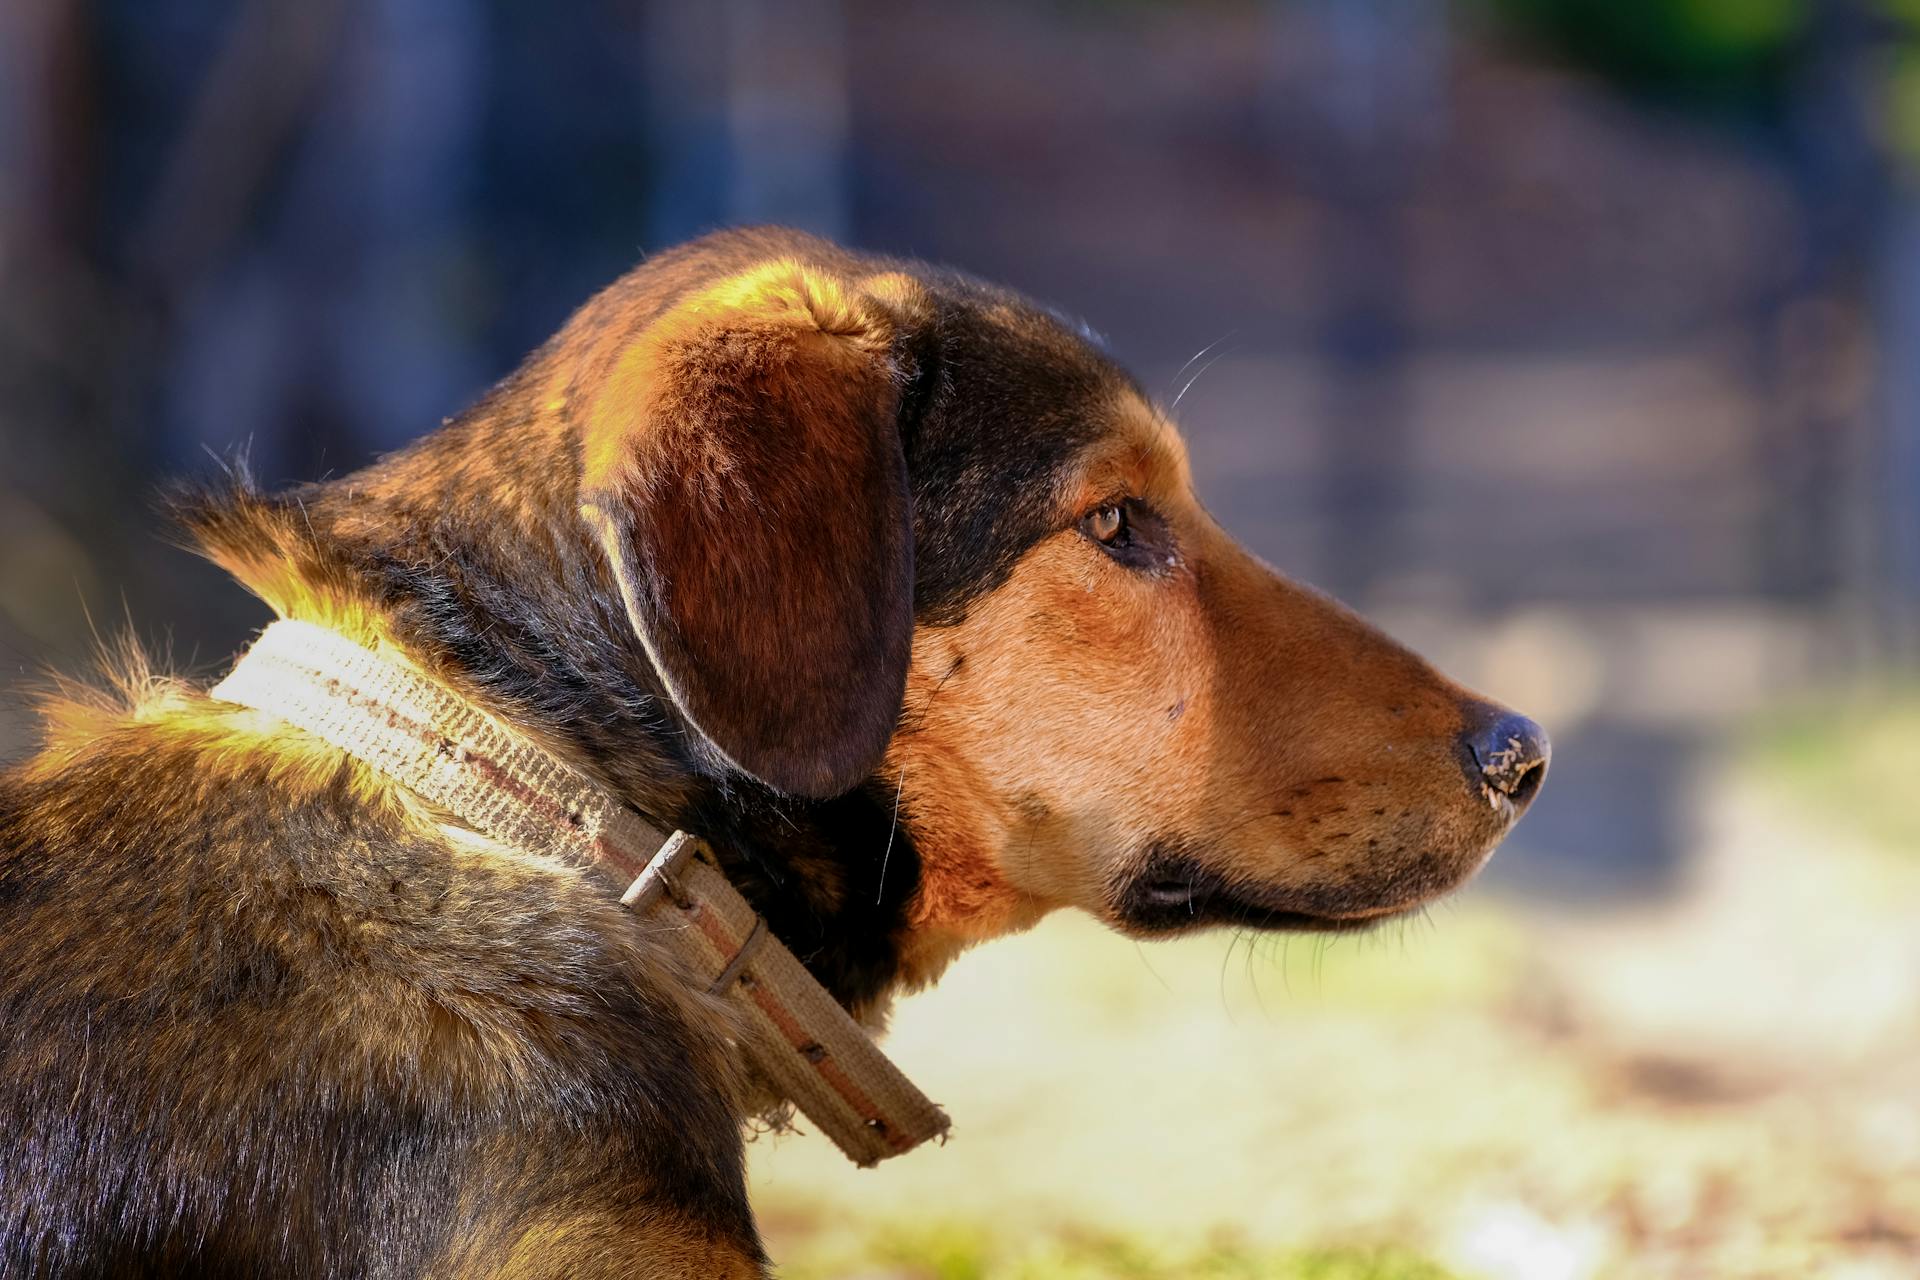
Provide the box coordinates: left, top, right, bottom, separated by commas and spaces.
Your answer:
469, 1207, 764, 1280
889, 390, 1505, 970
29, 663, 396, 813
189, 509, 395, 650
581, 261, 900, 498
2, 228, 1539, 1276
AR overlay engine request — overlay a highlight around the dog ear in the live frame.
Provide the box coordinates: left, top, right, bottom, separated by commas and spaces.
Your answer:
578, 262, 918, 799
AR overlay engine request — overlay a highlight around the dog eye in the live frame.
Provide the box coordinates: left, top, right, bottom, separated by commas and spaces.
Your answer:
1082, 503, 1128, 546
1079, 498, 1177, 574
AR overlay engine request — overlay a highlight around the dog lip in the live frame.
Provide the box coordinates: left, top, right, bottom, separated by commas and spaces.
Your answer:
1115, 856, 1409, 935
1136, 875, 1203, 910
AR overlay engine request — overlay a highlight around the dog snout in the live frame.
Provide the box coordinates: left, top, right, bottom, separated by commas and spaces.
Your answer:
1460, 704, 1550, 813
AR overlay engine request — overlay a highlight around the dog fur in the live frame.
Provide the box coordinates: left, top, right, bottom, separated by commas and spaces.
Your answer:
0, 227, 1544, 1277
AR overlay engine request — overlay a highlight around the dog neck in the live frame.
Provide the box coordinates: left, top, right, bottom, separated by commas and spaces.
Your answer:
173, 426, 925, 1022
208, 617, 948, 1164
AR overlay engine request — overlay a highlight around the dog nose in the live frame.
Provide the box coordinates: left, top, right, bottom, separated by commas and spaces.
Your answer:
1462, 706, 1550, 811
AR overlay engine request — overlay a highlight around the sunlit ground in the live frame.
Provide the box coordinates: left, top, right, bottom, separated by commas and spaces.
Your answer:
748, 698, 1920, 1279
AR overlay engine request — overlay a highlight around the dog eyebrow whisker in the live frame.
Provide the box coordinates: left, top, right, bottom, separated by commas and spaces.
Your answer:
1168, 332, 1239, 413
1164, 330, 1236, 402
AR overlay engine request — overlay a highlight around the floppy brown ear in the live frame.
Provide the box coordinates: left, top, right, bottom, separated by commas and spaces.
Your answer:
578, 262, 917, 798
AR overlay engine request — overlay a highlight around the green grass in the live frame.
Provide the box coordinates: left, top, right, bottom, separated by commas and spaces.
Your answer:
776, 1222, 1464, 1280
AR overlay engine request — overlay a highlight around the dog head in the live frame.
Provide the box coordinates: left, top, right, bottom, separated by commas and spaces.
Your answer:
554, 229, 1548, 982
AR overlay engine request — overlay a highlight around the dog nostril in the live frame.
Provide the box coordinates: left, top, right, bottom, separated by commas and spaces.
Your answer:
1462, 708, 1550, 811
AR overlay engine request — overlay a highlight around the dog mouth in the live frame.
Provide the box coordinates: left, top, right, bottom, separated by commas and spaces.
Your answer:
1110, 852, 1421, 936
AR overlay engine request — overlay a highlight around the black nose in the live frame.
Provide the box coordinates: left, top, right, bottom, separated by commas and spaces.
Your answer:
1462, 707, 1550, 811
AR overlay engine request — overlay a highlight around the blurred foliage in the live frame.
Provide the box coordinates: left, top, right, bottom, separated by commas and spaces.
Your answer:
1746, 688, 1920, 854
1884, 17, 1920, 156
1482, 0, 1920, 161
779, 1222, 1462, 1280
1480, 0, 1805, 101
1068, 0, 1920, 162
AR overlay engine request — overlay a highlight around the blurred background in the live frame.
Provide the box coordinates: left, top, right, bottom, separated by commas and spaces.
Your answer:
2, 1, 1918, 1276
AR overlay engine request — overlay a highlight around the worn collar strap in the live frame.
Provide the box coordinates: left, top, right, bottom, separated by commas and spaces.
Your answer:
211, 619, 949, 1167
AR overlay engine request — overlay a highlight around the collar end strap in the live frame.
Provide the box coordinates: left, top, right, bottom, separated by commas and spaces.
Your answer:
618, 823, 950, 1166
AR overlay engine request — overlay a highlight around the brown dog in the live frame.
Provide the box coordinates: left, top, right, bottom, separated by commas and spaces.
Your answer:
0, 227, 1547, 1277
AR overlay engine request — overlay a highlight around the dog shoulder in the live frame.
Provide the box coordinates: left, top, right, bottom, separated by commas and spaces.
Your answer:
0, 683, 761, 1276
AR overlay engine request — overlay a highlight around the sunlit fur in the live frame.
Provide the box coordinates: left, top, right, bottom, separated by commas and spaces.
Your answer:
885, 394, 1512, 986
0, 228, 1537, 1276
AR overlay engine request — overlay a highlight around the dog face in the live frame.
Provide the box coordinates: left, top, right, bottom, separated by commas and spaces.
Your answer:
560, 229, 1546, 981
886, 392, 1543, 960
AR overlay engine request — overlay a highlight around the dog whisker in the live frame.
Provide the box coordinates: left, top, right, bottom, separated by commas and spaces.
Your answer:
1131, 940, 1173, 996
1218, 927, 1240, 1023
875, 763, 907, 906
1170, 342, 1237, 413
1164, 330, 1237, 403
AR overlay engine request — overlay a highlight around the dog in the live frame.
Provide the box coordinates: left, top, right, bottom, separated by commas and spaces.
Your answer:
0, 226, 1548, 1277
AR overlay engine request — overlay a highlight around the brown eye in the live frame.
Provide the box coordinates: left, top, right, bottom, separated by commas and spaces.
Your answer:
1084, 503, 1126, 545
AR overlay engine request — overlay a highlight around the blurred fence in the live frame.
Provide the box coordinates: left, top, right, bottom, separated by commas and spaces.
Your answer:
2, 0, 1916, 895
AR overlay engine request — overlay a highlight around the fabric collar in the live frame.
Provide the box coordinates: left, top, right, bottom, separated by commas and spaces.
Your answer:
211, 618, 948, 1166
